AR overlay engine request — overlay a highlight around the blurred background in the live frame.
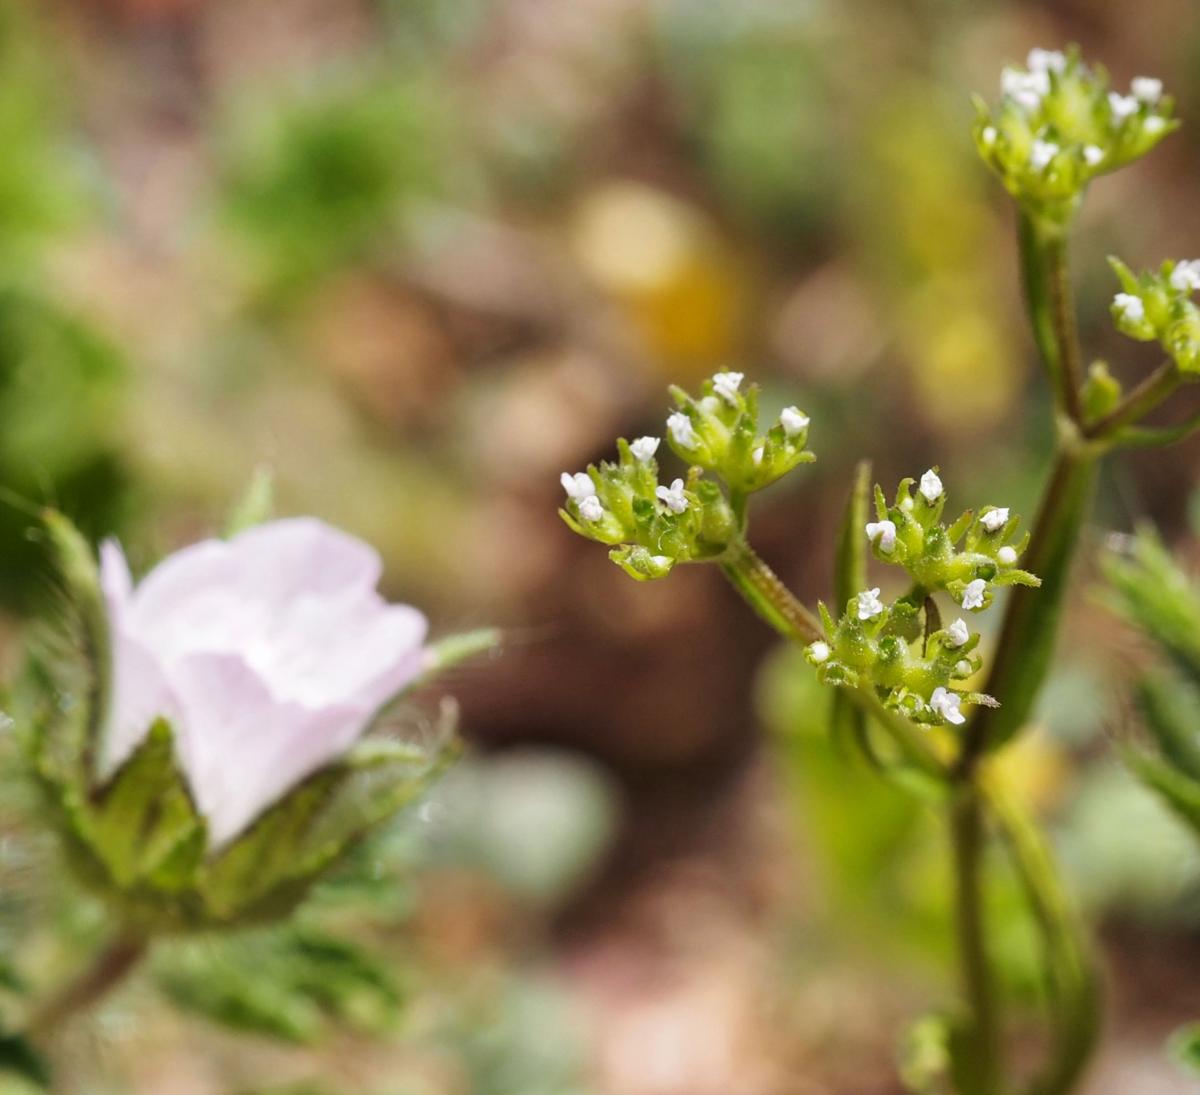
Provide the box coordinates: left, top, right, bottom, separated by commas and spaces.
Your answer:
1, 0, 1200, 1091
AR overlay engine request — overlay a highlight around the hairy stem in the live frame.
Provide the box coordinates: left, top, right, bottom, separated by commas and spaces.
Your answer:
1019, 215, 1085, 424
720, 538, 823, 644
25, 933, 148, 1042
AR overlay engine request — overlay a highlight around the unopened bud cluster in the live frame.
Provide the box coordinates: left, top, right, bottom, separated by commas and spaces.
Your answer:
559, 372, 813, 581
1109, 257, 1200, 375
973, 46, 1176, 225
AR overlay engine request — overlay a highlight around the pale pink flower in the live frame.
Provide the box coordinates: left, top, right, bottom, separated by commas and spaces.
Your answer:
99, 518, 428, 846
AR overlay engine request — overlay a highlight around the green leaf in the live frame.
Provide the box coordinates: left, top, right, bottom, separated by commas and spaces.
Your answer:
972, 451, 1097, 752
1126, 749, 1200, 835
1135, 673, 1200, 783
156, 927, 403, 1044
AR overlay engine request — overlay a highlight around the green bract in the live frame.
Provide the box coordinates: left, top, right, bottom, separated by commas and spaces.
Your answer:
13, 512, 473, 931
1109, 257, 1200, 376
973, 46, 1177, 227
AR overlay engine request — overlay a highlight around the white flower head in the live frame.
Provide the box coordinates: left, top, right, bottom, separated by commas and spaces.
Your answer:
780, 406, 810, 438
667, 412, 699, 450
856, 587, 885, 621
1109, 92, 1138, 121
980, 507, 1010, 533
99, 520, 429, 847
1030, 139, 1059, 172
956, 660, 973, 677
578, 495, 604, 522
1131, 76, 1163, 103
962, 578, 987, 610
561, 471, 596, 502
919, 468, 943, 503
1143, 115, 1167, 135
998, 546, 1018, 566
1170, 260, 1200, 293
808, 640, 830, 664
947, 618, 970, 648
1113, 293, 1145, 322
865, 519, 897, 553
1027, 48, 1066, 75
711, 371, 744, 405
930, 687, 966, 726
656, 478, 689, 514
630, 436, 661, 462
1083, 145, 1105, 167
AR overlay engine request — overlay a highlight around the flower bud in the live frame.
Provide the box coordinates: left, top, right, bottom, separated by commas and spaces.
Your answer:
1108, 256, 1200, 376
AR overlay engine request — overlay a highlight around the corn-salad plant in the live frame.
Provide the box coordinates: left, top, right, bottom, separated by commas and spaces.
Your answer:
561, 45, 1200, 1094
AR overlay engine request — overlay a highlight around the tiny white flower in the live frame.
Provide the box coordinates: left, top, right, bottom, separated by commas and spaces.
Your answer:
1030, 139, 1059, 172
667, 412, 699, 449
780, 406, 810, 438
561, 471, 596, 502
578, 495, 604, 522
947, 618, 970, 648
865, 519, 897, 553
699, 395, 721, 414
930, 687, 966, 726
651, 554, 672, 569
1083, 145, 1105, 167
1002, 67, 1050, 110
919, 468, 943, 503
1131, 76, 1163, 103
856, 587, 885, 621
1143, 115, 1166, 135
962, 579, 987, 610
955, 660, 973, 677
1171, 260, 1200, 293
998, 546, 1018, 566
981, 125, 997, 147
711, 371, 744, 405
981, 507, 1009, 532
1113, 293, 1145, 323
752, 445, 765, 466
1027, 48, 1066, 74
630, 436, 660, 462
808, 640, 831, 663
1109, 91, 1138, 121
656, 478, 689, 514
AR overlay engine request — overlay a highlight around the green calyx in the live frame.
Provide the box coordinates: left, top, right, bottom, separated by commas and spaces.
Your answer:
1109, 257, 1200, 376
973, 46, 1176, 227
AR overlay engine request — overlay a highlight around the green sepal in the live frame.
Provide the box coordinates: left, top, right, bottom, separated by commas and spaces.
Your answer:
89, 719, 206, 890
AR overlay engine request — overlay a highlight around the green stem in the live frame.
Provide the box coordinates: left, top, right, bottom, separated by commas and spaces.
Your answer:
951, 787, 1000, 1095
25, 933, 148, 1043
1085, 360, 1180, 439
1019, 215, 1085, 424
959, 446, 1097, 771
986, 781, 1100, 1095
720, 538, 823, 645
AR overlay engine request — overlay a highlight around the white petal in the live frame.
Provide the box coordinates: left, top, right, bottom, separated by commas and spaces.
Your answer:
919, 469, 943, 503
